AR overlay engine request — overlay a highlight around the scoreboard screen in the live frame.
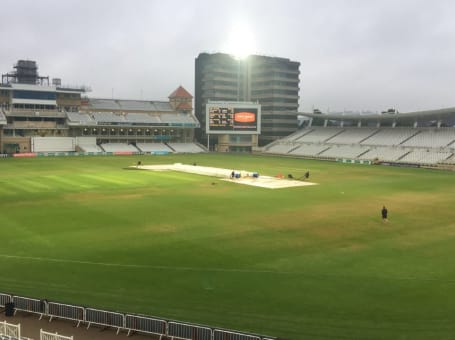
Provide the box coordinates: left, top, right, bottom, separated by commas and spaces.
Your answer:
206, 103, 261, 134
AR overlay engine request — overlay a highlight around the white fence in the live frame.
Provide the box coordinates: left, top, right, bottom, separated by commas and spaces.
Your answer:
40, 329, 73, 340
0, 321, 21, 338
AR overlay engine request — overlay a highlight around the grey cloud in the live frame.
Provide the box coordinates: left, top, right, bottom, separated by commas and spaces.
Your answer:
1, 0, 455, 112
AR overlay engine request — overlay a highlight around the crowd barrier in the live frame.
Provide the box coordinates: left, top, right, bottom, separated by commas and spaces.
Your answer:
47, 302, 84, 326
0, 294, 12, 308
168, 322, 212, 340
125, 314, 166, 336
13, 296, 45, 319
214, 330, 261, 340
85, 308, 124, 334
1, 294, 276, 340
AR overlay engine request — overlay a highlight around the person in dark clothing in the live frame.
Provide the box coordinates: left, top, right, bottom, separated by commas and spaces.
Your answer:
381, 206, 388, 222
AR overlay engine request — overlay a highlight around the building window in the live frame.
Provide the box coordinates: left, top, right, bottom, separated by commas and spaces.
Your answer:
13, 90, 56, 100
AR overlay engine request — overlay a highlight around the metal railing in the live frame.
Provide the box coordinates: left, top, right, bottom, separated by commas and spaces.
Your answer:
1, 293, 276, 340
125, 314, 166, 337
85, 308, 124, 334
47, 302, 84, 327
214, 329, 261, 340
12, 296, 45, 319
0, 294, 12, 307
168, 322, 212, 340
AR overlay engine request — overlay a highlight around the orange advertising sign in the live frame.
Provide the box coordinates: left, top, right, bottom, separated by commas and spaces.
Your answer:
234, 111, 256, 123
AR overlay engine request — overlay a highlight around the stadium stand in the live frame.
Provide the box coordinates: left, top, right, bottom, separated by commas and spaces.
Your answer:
136, 143, 173, 153
401, 128, 455, 148
360, 147, 410, 162
281, 128, 314, 141
0, 66, 200, 155
398, 149, 453, 164
66, 112, 96, 126
318, 145, 370, 159
86, 98, 177, 113
263, 123, 455, 166
444, 154, 455, 164
117, 100, 155, 111
326, 128, 377, 144
160, 113, 199, 125
84, 98, 119, 111
99, 143, 140, 153
167, 142, 206, 153
91, 112, 125, 124
124, 112, 160, 124
264, 143, 296, 154
288, 143, 331, 157
360, 128, 418, 146
297, 127, 344, 143
75, 137, 103, 153
151, 101, 175, 111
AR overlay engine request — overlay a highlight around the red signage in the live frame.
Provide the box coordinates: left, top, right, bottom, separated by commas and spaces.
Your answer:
13, 153, 37, 158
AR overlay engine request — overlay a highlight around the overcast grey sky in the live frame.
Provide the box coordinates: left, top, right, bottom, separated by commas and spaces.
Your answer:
1, 0, 454, 112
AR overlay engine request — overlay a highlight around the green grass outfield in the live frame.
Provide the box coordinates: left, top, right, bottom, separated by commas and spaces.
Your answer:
1, 154, 455, 339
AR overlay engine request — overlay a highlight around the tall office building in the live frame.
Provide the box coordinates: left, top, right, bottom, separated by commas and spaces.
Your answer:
195, 52, 300, 146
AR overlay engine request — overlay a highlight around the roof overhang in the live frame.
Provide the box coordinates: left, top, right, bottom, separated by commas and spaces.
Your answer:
10, 83, 57, 92
56, 88, 84, 94
12, 98, 57, 106
296, 107, 455, 122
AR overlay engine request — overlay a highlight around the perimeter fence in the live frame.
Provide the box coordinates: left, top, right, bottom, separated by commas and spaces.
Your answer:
0, 293, 277, 340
